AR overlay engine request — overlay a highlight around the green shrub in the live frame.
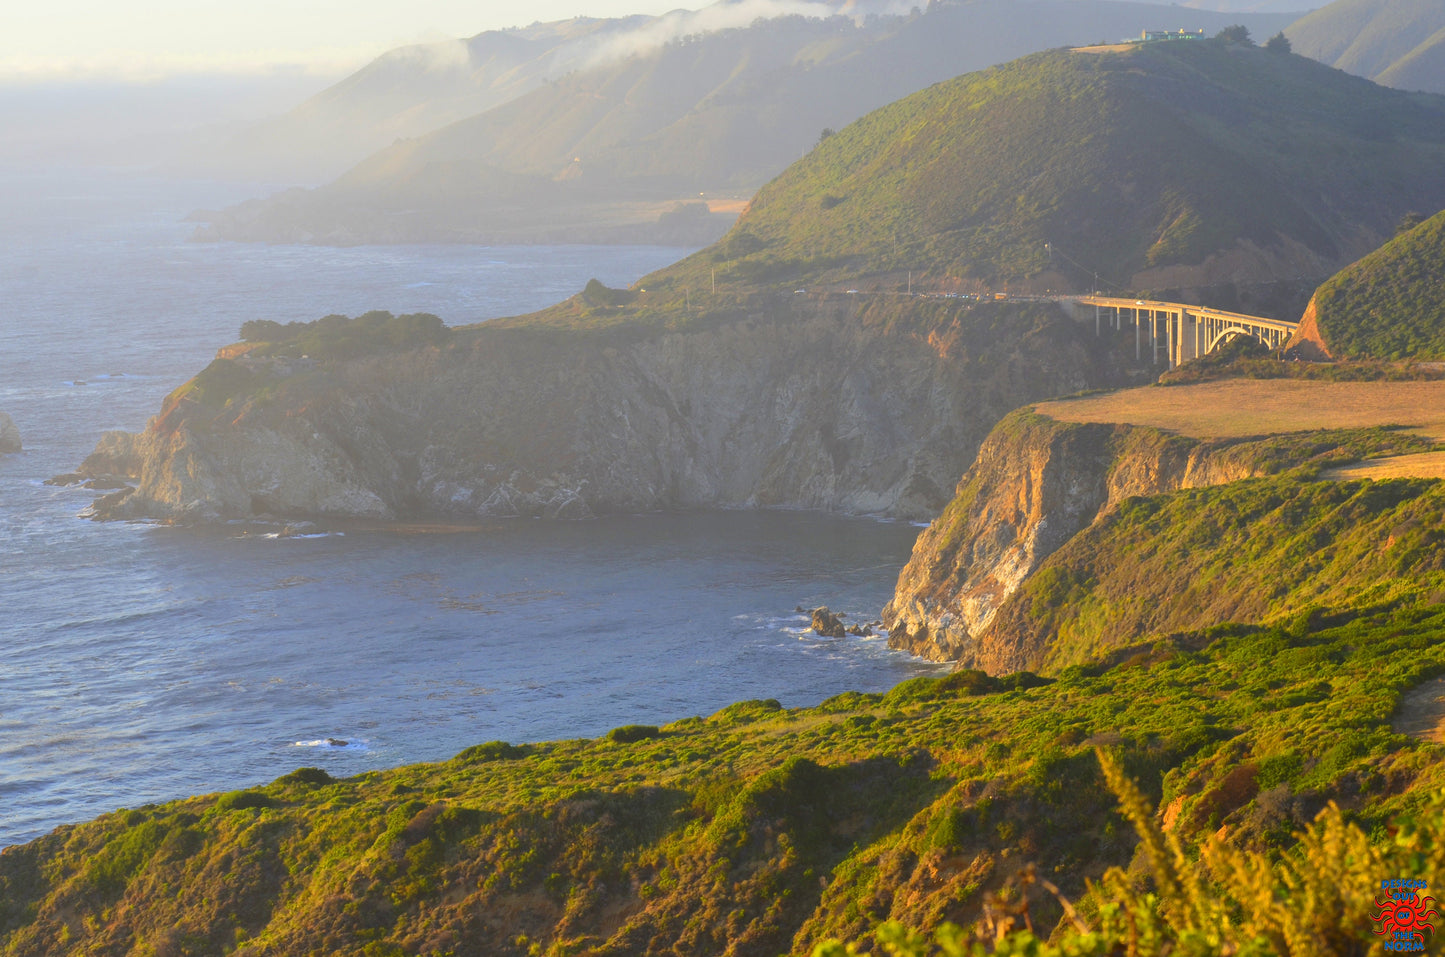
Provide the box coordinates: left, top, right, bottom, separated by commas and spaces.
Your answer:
214, 790, 279, 812
238, 311, 451, 359
277, 767, 334, 787
709, 699, 785, 724
607, 725, 662, 744
452, 741, 527, 763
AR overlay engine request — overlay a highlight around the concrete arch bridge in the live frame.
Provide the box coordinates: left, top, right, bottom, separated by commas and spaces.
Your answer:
1058, 296, 1298, 369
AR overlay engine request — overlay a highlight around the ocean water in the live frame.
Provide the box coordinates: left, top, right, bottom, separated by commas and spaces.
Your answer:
0, 169, 938, 848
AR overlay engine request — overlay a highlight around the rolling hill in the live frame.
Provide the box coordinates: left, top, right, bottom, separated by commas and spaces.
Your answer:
643, 37, 1445, 294
196, 0, 1300, 245
1285, 0, 1445, 95
1293, 207, 1445, 359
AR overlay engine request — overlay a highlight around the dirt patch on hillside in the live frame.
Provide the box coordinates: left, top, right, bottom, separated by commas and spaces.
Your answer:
1393, 677, 1445, 743
1038, 380, 1445, 441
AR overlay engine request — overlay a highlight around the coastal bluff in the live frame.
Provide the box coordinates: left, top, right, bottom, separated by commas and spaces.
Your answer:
884, 387, 1444, 672
882, 410, 1269, 666
70, 300, 1135, 524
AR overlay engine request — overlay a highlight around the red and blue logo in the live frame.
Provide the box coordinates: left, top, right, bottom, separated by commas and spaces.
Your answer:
1373, 880, 1437, 952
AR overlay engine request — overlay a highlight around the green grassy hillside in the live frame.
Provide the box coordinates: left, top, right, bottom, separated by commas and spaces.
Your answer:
995, 464, 1445, 673
651, 39, 1445, 294
1307, 208, 1445, 360
1286, 0, 1445, 95
5, 597, 1445, 956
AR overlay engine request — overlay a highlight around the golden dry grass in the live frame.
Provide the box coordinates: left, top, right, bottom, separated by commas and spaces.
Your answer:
1038, 380, 1445, 480
1323, 452, 1445, 481
1037, 380, 1445, 440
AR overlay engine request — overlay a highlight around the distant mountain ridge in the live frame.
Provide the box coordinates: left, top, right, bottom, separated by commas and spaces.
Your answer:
1285, 0, 1445, 94
207, 16, 654, 183
196, 0, 1300, 245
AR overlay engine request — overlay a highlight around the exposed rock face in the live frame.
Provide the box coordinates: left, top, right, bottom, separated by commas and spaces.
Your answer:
85, 303, 1135, 524
882, 411, 1266, 666
1283, 297, 1335, 361
811, 607, 848, 639
0, 412, 19, 453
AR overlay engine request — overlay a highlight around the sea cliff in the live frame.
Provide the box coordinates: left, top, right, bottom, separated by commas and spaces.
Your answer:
881, 411, 1266, 665
882, 406, 1438, 671
74, 300, 1137, 524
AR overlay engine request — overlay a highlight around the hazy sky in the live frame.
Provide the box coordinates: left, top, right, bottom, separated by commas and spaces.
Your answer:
3, 1, 709, 81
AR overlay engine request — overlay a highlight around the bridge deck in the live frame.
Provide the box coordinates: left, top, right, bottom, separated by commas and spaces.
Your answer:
1069, 296, 1299, 334
1062, 295, 1299, 367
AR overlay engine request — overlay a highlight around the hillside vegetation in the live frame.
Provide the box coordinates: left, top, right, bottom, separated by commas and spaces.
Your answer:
5, 597, 1445, 955
882, 403, 1441, 665
1286, 0, 1445, 95
1303, 208, 1445, 360
995, 467, 1445, 673
650, 39, 1445, 295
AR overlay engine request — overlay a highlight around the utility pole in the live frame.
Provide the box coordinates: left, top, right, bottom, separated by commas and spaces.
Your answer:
712, 269, 716, 295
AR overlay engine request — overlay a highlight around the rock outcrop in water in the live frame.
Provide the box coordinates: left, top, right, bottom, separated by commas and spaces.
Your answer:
881, 411, 1289, 667
0, 412, 19, 454
810, 607, 848, 639
74, 299, 1139, 524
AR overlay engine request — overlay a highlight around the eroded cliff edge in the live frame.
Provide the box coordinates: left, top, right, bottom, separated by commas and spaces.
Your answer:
74, 299, 1138, 524
879, 409, 1399, 669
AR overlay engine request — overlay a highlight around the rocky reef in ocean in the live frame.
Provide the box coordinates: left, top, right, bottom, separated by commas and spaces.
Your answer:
0, 413, 19, 454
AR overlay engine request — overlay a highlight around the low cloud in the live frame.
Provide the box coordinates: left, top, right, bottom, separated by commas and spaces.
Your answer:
378, 37, 473, 75
562, 0, 919, 71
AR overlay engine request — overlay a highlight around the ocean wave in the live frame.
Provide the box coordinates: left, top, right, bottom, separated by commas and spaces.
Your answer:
294, 737, 369, 752
260, 531, 343, 540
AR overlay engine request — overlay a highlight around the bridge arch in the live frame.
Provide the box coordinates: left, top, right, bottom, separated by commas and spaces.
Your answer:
1207, 326, 1267, 354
